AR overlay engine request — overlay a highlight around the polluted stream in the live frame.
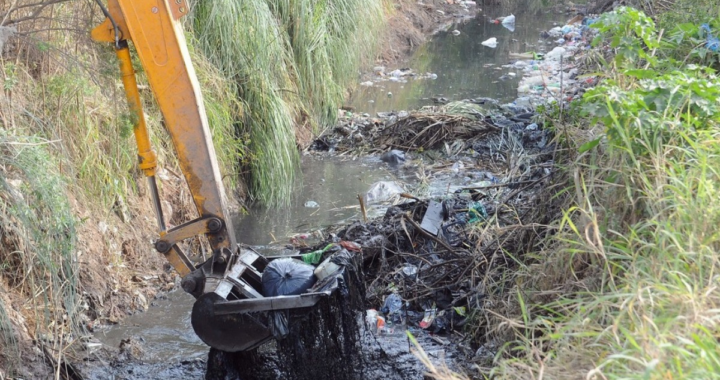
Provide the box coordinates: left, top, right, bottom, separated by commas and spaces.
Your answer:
91, 156, 476, 380
351, 4, 567, 114
86, 3, 576, 379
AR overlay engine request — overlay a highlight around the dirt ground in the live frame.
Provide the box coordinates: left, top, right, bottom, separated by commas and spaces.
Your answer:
379, 0, 479, 64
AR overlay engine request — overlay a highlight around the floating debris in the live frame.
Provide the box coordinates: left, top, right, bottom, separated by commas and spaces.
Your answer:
481, 37, 497, 48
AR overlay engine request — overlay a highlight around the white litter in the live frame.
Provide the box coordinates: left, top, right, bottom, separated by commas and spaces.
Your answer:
501, 14, 516, 26
481, 37, 498, 48
545, 46, 567, 61
366, 181, 405, 203
501, 14, 516, 32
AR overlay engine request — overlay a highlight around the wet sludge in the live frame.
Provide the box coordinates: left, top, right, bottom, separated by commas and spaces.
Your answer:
206, 255, 366, 380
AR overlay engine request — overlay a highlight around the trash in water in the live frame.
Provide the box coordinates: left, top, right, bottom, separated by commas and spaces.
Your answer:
339, 240, 362, 252
376, 315, 386, 335
451, 161, 465, 173
380, 149, 406, 166
501, 14, 515, 26
304, 200, 320, 208
481, 37, 498, 48
366, 309, 378, 326
501, 14, 516, 32
430, 310, 449, 333
262, 258, 316, 297
451, 30, 461, 36
381, 293, 403, 320
545, 46, 566, 61
366, 181, 405, 203
420, 200, 444, 236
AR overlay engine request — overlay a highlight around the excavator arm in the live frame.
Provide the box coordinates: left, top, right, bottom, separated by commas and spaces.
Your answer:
91, 0, 340, 352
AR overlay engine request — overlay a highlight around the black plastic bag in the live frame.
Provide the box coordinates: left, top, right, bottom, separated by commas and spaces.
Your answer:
262, 258, 316, 297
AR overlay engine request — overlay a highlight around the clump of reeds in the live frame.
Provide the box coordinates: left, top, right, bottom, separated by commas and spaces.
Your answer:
191, 0, 301, 205
190, 0, 384, 204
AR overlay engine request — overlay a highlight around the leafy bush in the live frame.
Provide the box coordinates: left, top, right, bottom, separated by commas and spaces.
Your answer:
493, 6, 720, 380
582, 69, 720, 155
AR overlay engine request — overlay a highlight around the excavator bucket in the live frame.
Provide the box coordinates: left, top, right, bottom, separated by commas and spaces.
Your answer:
190, 250, 353, 351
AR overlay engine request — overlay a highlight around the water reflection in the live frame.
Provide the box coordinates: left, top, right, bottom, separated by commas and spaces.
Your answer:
233, 157, 396, 246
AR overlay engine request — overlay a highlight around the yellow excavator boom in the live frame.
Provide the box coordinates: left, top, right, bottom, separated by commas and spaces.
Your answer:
92, 0, 339, 352
92, 0, 236, 275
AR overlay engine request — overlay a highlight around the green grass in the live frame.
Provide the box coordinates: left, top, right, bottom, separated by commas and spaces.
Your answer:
189, 0, 384, 205
483, 7, 720, 380
191, 0, 301, 206
187, 36, 249, 191
0, 132, 78, 370
268, 0, 383, 128
656, 0, 720, 30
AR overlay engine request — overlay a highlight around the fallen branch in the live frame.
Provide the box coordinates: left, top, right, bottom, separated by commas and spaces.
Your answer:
402, 214, 457, 254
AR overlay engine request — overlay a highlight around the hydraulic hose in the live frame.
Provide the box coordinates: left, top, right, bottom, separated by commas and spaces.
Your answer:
92, 0, 121, 48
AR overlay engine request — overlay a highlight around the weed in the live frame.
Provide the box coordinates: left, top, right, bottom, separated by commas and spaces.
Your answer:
0, 132, 79, 370
487, 7, 720, 380
189, 0, 384, 204
191, 0, 301, 206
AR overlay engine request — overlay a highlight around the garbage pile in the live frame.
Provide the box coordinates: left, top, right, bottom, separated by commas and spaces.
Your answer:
312, 99, 544, 154
306, 102, 559, 349
505, 15, 600, 108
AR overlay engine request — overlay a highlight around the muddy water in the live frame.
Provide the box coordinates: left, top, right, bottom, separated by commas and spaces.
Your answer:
95, 157, 394, 362
233, 156, 396, 247
350, 1, 566, 114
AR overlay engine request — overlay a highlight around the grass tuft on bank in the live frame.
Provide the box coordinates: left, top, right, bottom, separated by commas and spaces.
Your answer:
189, 0, 384, 205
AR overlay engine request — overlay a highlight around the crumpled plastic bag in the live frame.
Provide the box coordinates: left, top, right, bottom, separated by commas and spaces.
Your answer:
701, 24, 719, 52
481, 37, 498, 48
261, 258, 316, 297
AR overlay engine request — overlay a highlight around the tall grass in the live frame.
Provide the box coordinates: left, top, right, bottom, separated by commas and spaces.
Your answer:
187, 36, 249, 192
191, 0, 301, 206
483, 7, 720, 379
190, 0, 384, 205
0, 132, 78, 371
269, 0, 383, 127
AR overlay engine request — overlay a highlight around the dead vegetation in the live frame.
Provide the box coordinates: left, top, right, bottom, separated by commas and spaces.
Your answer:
379, 114, 498, 150
311, 109, 567, 371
